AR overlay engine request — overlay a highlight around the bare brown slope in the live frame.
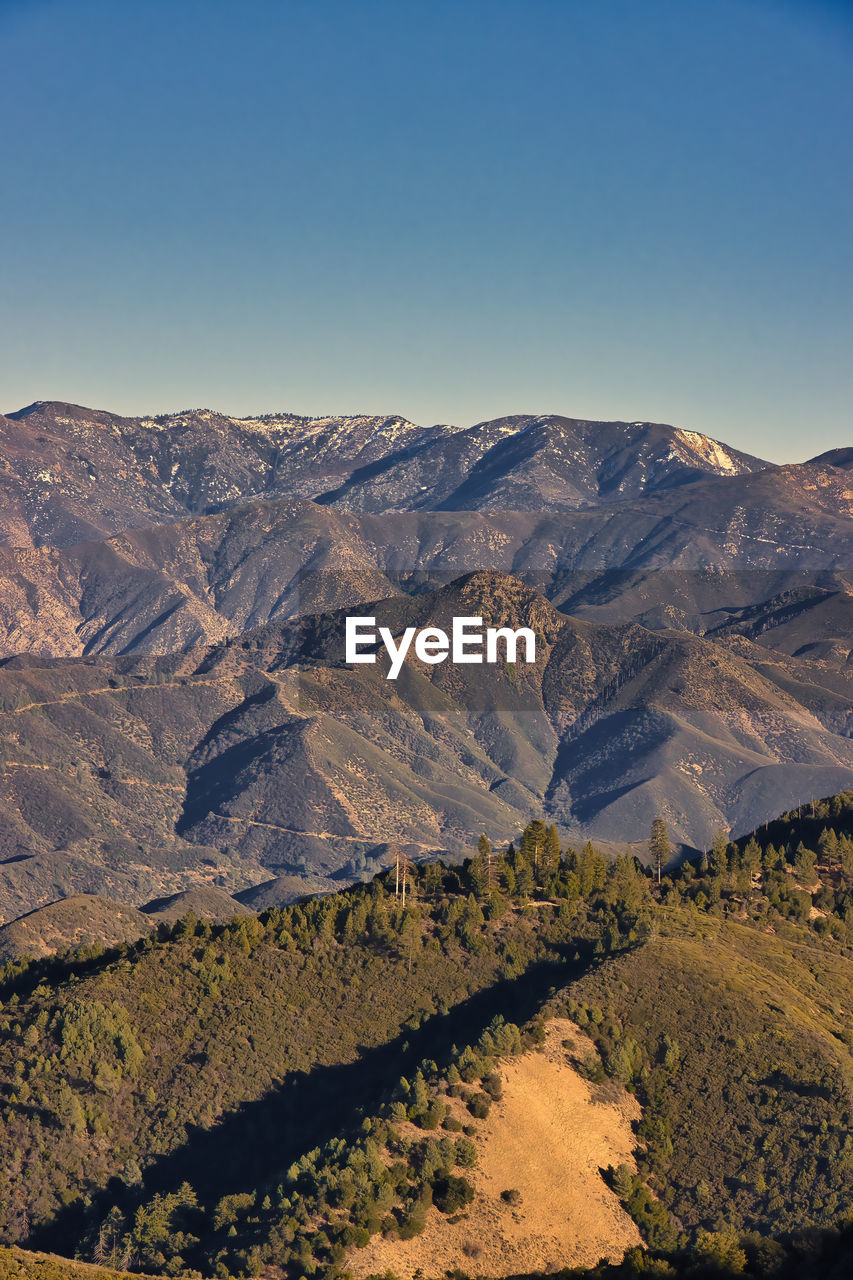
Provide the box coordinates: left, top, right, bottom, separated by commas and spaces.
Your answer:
349, 1020, 641, 1278
0, 894, 150, 961
140, 885, 250, 924
0, 1245, 161, 1280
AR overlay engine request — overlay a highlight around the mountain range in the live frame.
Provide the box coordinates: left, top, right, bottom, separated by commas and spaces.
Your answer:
0, 401, 769, 549
0, 399, 850, 922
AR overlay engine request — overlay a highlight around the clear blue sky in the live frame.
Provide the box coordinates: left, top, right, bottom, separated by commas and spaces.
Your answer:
1, 0, 851, 460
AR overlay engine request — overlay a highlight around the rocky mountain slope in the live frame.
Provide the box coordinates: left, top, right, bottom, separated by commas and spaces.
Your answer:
0, 462, 850, 659
0, 572, 850, 921
312, 412, 765, 513
0, 401, 765, 549
0, 401, 449, 547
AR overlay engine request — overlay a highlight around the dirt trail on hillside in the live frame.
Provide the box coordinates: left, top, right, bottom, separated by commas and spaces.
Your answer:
348, 1018, 642, 1278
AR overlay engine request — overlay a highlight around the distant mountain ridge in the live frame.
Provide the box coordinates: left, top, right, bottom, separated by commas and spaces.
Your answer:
314, 412, 765, 513
0, 401, 768, 548
809, 446, 853, 470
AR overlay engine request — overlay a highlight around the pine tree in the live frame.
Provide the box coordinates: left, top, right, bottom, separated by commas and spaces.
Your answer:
475, 833, 493, 894
543, 824, 561, 876
423, 861, 443, 899
501, 863, 516, 896
742, 836, 761, 869
514, 860, 534, 901
794, 842, 817, 885
611, 1163, 636, 1199
818, 828, 838, 869
709, 829, 730, 877
762, 841, 782, 873
578, 842, 607, 898
649, 817, 671, 884
608, 853, 646, 913
521, 819, 548, 881
741, 837, 762, 896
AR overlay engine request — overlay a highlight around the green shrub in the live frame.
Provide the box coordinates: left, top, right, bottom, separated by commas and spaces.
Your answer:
431, 1174, 474, 1215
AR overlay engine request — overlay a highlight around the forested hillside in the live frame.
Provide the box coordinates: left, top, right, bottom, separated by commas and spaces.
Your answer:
0, 797, 850, 1278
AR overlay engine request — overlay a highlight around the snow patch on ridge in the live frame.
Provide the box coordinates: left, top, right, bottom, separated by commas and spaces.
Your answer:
674, 429, 741, 474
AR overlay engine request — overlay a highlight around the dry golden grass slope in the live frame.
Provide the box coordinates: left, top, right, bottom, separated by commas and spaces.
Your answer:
0, 1246, 159, 1280
0, 895, 152, 962
348, 1020, 641, 1279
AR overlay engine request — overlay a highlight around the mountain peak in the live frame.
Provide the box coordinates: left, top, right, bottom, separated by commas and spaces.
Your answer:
808, 446, 853, 471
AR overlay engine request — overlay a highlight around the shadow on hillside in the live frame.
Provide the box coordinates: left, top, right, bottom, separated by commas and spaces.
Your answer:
32, 942, 595, 1254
